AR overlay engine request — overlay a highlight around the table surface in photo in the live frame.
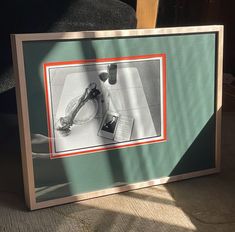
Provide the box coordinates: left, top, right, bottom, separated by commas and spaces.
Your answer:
54, 67, 159, 154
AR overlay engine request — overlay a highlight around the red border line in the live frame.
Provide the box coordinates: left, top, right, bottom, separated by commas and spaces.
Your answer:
43, 64, 53, 156
43, 54, 167, 159
44, 54, 164, 67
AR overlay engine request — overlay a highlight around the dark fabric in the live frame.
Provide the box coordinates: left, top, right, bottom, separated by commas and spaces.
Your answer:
48, 0, 137, 32
0, 0, 136, 94
0, 89, 17, 114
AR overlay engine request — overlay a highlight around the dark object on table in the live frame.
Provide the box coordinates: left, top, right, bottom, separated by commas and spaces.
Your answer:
108, 64, 118, 85
99, 72, 109, 82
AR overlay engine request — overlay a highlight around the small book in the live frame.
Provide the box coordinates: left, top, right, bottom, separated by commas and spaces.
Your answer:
98, 111, 134, 142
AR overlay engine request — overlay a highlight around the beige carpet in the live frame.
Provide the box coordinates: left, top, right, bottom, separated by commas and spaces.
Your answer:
0, 112, 235, 232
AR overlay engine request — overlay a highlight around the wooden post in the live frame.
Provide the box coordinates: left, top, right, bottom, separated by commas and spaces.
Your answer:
136, 0, 159, 29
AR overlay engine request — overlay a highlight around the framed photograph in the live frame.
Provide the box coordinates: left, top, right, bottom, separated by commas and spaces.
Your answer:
43, 53, 166, 158
11, 25, 223, 210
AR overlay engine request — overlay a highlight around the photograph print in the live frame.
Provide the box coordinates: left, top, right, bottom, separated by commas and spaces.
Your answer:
100, 112, 119, 134
43, 54, 167, 158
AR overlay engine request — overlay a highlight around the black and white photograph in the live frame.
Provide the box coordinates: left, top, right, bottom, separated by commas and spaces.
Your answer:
44, 55, 166, 158
101, 112, 119, 134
